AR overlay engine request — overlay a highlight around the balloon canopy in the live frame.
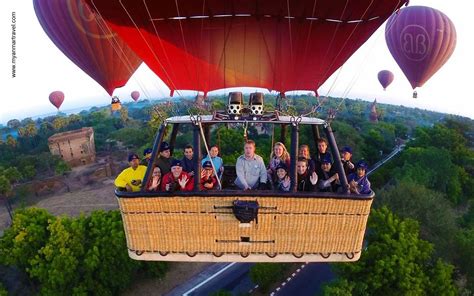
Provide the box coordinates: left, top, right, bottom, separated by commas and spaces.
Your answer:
131, 91, 140, 101
85, 0, 408, 95
377, 70, 394, 90
385, 6, 456, 90
49, 91, 65, 109
34, 0, 142, 95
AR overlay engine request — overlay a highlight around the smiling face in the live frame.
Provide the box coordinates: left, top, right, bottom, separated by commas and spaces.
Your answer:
160, 149, 171, 159
296, 161, 307, 175
171, 165, 182, 178
299, 146, 310, 159
342, 151, 352, 161
357, 167, 366, 178
274, 144, 284, 158
184, 148, 193, 160
152, 167, 161, 178
203, 168, 213, 178
321, 162, 331, 172
129, 159, 139, 169
210, 146, 219, 158
276, 168, 287, 179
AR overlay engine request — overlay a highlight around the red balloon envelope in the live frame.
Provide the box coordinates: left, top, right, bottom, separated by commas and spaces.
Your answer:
385, 6, 456, 90
34, 0, 142, 95
131, 91, 140, 101
377, 70, 394, 90
49, 91, 65, 109
85, 0, 408, 94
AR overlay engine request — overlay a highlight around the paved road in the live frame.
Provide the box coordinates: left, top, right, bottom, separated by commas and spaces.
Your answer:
273, 263, 334, 296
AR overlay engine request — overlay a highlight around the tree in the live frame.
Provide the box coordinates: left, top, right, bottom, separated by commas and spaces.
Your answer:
456, 228, 474, 292
0, 175, 11, 197
323, 207, 457, 296
55, 160, 71, 176
2, 167, 23, 183
7, 119, 21, 129
6, 135, 17, 148
250, 263, 287, 292
52, 117, 69, 130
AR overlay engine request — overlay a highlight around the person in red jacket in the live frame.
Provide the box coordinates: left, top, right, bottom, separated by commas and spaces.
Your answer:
200, 161, 218, 190
161, 159, 193, 192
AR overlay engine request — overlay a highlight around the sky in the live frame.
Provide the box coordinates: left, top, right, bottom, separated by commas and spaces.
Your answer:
1, 0, 473, 125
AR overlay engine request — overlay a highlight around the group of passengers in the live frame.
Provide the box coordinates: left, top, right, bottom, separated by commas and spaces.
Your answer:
114, 138, 371, 195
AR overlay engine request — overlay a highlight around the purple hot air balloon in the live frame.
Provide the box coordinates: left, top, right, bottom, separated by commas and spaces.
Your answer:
131, 91, 140, 102
49, 91, 65, 110
385, 6, 456, 96
34, 0, 142, 96
377, 70, 394, 90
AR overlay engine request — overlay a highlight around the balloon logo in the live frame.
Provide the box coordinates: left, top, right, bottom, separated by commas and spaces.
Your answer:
385, 6, 456, 91
49, 91, 65, 110
66, 0, 115, 39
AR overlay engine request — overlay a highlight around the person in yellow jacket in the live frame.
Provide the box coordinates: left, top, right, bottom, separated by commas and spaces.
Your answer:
115, 153, 147, 192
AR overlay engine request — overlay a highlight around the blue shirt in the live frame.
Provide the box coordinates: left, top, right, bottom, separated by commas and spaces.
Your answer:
201, 155, 224, 175
348, 173, 371, 194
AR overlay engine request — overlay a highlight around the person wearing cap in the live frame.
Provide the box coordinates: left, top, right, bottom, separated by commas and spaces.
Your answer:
201, 145, 224, 179
341, 146, 356, 177
348, 160, 371, 195
296, 157, 318, 192
161, 159, 193, 192
313, 138, 332, 175
298, 144, 316, 174
181, 144, 195, 176
114, 153, 147, 192
141, 147, 153, 166
235, 140, 267, 190
273, 162, 291, 192
156, 142, 175, 175
200, 161, 218, 191
317, 155, 340, 193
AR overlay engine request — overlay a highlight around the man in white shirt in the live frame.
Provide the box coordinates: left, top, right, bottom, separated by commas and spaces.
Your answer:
235, 140, 267, 190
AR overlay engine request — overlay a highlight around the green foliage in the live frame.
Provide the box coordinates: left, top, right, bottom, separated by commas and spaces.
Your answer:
0, 175, 11, 196
0, 283, 7, 296
456, 228, 474, 291
54, 160, 71, 176
209, 290, 232, 296
324, 207, 457, 296
0, 209, 168, 295
250, 263, 287, 292
375, 181, 458, 260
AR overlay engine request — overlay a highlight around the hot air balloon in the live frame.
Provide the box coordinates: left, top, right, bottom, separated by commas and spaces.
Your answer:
131, 91, 140, 102
85, 0, 408, 264
34, 0, 142, 96
377, 70, 394, 90
385, 6, 456, 97
49, 91, 65, 110
85, 0, 408, 95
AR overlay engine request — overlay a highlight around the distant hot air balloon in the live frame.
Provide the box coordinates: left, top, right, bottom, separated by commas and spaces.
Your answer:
385, 6, 456, 97
34, 0, 142, 95
377, 70, 394, 90
49, 91, 65, 110
131, 91, 140, 102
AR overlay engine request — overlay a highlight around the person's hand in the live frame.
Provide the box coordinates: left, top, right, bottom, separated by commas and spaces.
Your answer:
334, 173, 339, 181
178, 175, 189, 188
348, 161, 354, 169
131, 179, 142, 186
267, 168, 273, 175
282, 176, 291, 188
200, 170, 206, 178
165, 183, 171, 191
310, 172, 318, 185
125, 184, 133, 192
204, 182, 213, 189
150, 178, 160, 190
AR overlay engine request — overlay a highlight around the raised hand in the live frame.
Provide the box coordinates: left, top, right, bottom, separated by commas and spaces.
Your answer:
178, 175, 189, 189
310, 172, 318, 185
282, 176, 291, 188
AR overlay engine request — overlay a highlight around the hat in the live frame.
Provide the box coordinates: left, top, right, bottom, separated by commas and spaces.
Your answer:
159, 142, 170, 152
143, 148, 153, 156
171, 159, 182, 168
321, 155, 332, 164
275, 162, 288, 172
342, 146, 353, 154
128, 153, 139, 162
202, 161, 213, 169
356, 160, 368, 170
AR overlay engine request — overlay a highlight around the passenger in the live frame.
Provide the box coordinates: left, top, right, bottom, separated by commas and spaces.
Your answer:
273, 162, 291, 192
314, 138, 332, 174
298, 144, 315, 174
156, 142, 175, 175
181, 144, 195, 176
200, 161, 218, 191
348, 160, 371, 194
268, 142, 291, 182
141, 147, 153, 166
161, 159, 193, 192
340, 146, 356, 176
296, 157, 318, 192
147, 166, 162, 191
202, 145, 224, 178
317, 156, 340, 193
114, 153, 147, 192
235, 140, 267, 190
